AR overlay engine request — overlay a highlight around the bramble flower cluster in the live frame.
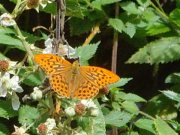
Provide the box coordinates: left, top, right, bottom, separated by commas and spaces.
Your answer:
37, 118, 56, 135
0, 60, 23, 110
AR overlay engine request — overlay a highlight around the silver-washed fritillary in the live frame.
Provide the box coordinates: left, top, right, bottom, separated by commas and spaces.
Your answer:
34, 54, 120, 99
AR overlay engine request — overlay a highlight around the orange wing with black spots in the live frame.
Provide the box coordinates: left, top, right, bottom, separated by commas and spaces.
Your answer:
34, 54, 120, 99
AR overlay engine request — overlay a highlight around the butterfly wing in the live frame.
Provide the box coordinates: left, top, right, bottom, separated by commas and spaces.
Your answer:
73, 66, 120, 99
49, 74, 70, 98
34, 54, 71, 75
34, 54, 72, 98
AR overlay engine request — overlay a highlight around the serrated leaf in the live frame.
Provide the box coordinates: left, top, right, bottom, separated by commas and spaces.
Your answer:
74, 42, 99, 65
126, 37, 180, 64
18, 105, 40, 125
165, 72, 180, 84
105, 111, 132, 127
109, 78, 132, 89
135, 118, 156, 134
108, 18, 125, 33
161, 90, 180, 102
122, 93, 146, 102
122, 101, 139, 113
154, 116, 178, 135
120, 1, 140, 15
66, 0, 85, 18
0, 123, 9, 135
0, 100, 18, 119
123, 22, 136, 38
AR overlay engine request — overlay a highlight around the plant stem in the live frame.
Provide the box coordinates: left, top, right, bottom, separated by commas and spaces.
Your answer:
139, 111, 155, 120
111, 2, 119, 73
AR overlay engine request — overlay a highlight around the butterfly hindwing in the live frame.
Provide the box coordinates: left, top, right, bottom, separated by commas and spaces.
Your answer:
74, 80, 99, 99
34, 54, 71, 75
49, 74, 70, 98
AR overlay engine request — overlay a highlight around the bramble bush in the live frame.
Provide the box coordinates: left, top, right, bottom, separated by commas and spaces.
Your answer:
0, 0, 179, 135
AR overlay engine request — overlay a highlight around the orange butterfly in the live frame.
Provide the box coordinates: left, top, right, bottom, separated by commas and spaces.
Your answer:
34, 54, 120, 99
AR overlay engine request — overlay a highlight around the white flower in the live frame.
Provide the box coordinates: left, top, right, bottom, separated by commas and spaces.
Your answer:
65, 107, 75, 117
0, 72, 23, 110
43, 38, 53, 54
30, 87, 42, 101
0, 13, 16, 26
12, 125, 30, 135
80, 99, 97, 109
44, 118, 56, 135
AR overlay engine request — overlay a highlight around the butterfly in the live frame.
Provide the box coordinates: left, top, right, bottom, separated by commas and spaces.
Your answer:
34, 54, 120, 99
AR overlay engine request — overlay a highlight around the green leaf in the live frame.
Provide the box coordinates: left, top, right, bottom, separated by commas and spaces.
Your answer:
161, 90, 180, 102
170, 8, 180, 26
121, 101, 139, 113
74, 42, 99, 65
120, 1, 140, 15
0, 123, 9, 135
165, 72, 180, 84
135, 118, 156, 134
0, 34, 24, 51
105, 111, 132, 127
40, 2, 56, 15
154, 116, 178, 135
109, 78, 132, 89
126, 37, 180, 64
91, 0, 121, 10
19, 69, 43, 86
123, 22, 136, 38
18, 105, 40, 126
66, 0, 85, 18
108, 18, 125, 33
122, 93, 146, 102
0, 100, 18, 119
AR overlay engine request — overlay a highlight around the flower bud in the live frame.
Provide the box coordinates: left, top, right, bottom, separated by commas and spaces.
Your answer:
65, 107, 75, 117
0, 60, 9, 72
30, 87, 42, 101
75, 103, 86, 115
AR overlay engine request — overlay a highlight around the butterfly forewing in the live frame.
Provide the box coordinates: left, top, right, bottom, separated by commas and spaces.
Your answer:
80, 66, 120, 88
34, 54, 71, 75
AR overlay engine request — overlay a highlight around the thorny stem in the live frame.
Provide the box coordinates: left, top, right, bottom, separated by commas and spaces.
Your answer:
83, 24, 100, 46
112, 2, 119, 135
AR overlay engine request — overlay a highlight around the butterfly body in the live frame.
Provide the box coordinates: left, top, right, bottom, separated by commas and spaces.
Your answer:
34, 54, 120, 99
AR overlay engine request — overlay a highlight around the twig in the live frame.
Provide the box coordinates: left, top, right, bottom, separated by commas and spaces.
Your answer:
111, 3, 119, 73
83, 24, 100, 46
112, 2, 119, 135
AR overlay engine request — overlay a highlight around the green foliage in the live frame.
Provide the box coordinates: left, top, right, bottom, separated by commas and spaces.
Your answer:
0, 100, 18, 119
135, 118, 156, 134
0, 0, 180, 134
127, 37, 180, 64
0, 123, 9, 135
74, 42, 99, 65
154, 116, 178, 135
105, 111, 132, 127
18, 105, 40, 126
